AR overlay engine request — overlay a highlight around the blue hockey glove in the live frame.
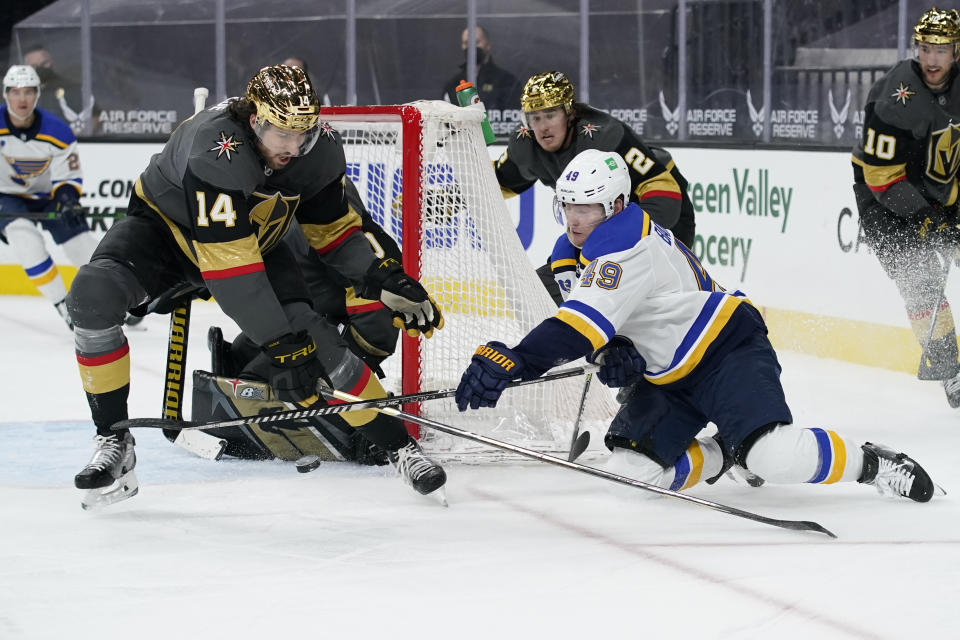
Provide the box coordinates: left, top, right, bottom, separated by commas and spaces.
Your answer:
45, 188, 87, 230
456, 341, 525, 411
587, 336, 646, 388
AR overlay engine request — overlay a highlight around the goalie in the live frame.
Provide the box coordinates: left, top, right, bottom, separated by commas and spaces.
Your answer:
457, 149, 937, 504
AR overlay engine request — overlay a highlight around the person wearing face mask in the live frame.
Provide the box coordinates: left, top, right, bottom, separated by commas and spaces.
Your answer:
66, 65, 447, 510
441, 26, 522, 113
852, 7, 960, 408
23, 44, 98, 135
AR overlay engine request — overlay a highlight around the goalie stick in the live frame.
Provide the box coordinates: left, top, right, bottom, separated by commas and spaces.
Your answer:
322, 387, 837, 539
112, 364, 597, 432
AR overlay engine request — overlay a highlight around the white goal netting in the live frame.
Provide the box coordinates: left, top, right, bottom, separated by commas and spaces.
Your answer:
323, 101, 617, 459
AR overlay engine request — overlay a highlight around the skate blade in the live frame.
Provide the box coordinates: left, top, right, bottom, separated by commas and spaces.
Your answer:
429, 486, 449, 507
81, 473, 139, 510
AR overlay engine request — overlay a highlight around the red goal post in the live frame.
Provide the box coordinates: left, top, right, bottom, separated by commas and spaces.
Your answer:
321, 101, 616, 458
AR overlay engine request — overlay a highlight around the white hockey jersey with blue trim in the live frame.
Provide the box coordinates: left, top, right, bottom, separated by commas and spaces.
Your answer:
555, 203, 753, 385
0, 106, 82, 201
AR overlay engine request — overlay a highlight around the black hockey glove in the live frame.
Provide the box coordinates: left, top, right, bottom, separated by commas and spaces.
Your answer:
262, 331, 330, 406
587, 336, 646, 388
361, 258, 444, 338
918, 202, 960, 245
456, 341, 525, 411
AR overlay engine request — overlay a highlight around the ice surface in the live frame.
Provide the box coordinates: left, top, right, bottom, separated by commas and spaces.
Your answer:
1, 296, 958, 639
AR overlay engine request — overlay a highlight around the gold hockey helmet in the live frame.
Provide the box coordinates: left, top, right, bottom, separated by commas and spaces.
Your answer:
914, 7, 960, 46
521, 71, 575, 113
246, 64, 320, 132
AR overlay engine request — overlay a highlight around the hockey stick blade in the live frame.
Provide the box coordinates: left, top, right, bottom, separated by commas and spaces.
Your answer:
326, 387, 837, 539
567, 373, 593, 461
568, 431, 591, 462
112, 365, 596, 432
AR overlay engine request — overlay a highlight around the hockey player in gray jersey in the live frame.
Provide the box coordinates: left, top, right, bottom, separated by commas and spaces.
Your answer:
494, 71, 696, 304
853, 7, 960, 407
66, 65, 446, 508
458, 149, 937, 504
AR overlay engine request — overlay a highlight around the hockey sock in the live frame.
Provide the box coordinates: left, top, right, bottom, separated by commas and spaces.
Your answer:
75, 326, 131, 433
59, 230, 100, 266
744, 425, 863, 484
603, 437, 725, 492
4, 218, 68, 307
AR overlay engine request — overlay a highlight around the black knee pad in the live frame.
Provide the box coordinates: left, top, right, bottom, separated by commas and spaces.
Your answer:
66, 259, 144, 329
734, 422, 781, 468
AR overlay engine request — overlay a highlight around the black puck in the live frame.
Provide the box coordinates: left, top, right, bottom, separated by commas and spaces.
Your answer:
295, 454, 322, 473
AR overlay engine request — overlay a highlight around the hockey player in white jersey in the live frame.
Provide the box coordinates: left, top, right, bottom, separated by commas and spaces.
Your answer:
0, 64, 98, 328
456, 149, 937, 503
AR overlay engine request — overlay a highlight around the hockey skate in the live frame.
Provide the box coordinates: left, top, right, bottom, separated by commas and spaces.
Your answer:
75, 432, 139, 510
858, 442, 935, 503
389, 436, 447, 504
943, 372, 960, 408
54, 298, 73, 330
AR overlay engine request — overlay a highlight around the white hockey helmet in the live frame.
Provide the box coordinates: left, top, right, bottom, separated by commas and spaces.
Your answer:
3, 65, 41, 116
4, 65, 41, 92
553, 149, 631, 224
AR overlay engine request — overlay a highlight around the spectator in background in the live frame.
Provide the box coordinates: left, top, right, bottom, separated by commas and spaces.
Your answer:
23, 44, 96, 135
441, 26, 522, 113
281, 56, 308, 72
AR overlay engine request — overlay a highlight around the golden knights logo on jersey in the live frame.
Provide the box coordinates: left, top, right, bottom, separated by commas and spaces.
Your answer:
209, 131, 243, 161
249, 190, 301, 251
926, 123, 960, 184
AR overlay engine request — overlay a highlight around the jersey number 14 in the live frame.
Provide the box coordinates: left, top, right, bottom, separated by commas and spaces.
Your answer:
195, 191, 237, 227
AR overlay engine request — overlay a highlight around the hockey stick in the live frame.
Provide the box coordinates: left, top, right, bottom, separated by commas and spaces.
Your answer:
918, 256, 952, 380
0, 209, 126, 220
156, 87, 226, 461
322, 387, 837, 539
567, 373, 592, 461
112, 364, 596, 432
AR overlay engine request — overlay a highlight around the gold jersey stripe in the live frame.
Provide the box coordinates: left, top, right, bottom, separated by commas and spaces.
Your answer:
300, 209, 363, 253
193, 235, 262, 274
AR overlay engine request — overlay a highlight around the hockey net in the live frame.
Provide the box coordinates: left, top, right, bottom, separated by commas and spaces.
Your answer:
322, 101, 617, 460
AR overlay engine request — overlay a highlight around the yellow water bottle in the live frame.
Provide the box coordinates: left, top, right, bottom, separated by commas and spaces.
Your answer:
455, 79, 497, 145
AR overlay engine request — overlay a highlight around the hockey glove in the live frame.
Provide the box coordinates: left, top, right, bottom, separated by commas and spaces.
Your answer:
918, 202, 960, 245
456, 341, 525, 411
587, 336, 646, 388
45, 188, 87, 231
363, 258, 444, 338
262, 331, 330, 406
